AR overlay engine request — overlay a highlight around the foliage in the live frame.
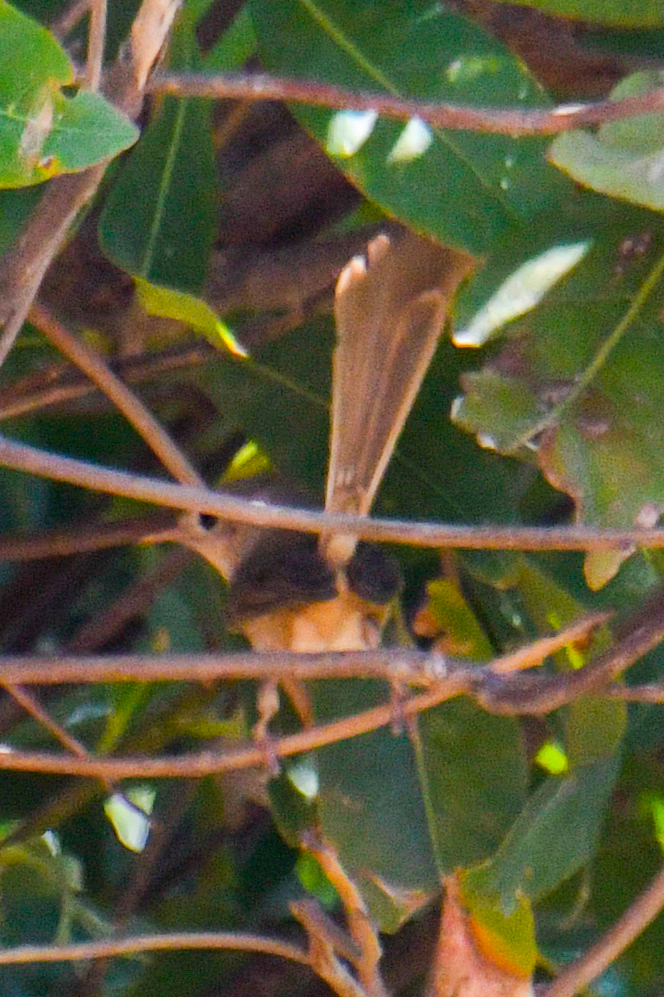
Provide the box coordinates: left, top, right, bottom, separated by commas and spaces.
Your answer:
1, 1, 664, 996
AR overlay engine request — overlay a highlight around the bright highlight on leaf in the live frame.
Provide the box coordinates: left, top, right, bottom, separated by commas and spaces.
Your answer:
287, 757, 319, 799
135, 278, 248, 357
454, 241, 589, 346
222, 441, 272, 483
0, 0, 138, 188
535, 741, 569, 775
104, 786, 156, 852
386, 117, 433, 163
326, 110, 378, 157
646, 794, 664, 850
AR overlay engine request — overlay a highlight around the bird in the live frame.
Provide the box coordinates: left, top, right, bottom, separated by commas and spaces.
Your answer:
219, 229, 476, 656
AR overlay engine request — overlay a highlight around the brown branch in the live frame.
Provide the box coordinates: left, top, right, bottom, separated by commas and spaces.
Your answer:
86, 0, 107, 91
0, 682, 472, 779
303, 831, 387, 997
0, 515, 178, 562
0, 0, 183, 369
0, 342, 213, 422
0, 611, 618, 780
2, 433, 664, 551
28, 303, 204, 488
0, 931, 308, 967
0, 167, 108, 368
291, 901, 368, 997
151, 70, 664, 137
545, 862, 664, 997
68, 545, 193, 653
603, 683, 664, 702
51, 0, 90, 40
0, 613, 608, 687
2, 682, 95, 761
478, 586, 664, 715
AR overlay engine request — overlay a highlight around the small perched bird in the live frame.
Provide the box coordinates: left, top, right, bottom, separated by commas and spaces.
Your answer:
185, 230, 475, 655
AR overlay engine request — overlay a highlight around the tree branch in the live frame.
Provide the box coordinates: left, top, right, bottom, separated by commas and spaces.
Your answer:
151, 70, 664, 137
545, 862, 664, 997
0, 341, 213, 422
0, 613, 606, 687
28, 303, 204, 488
0, 931, 308, 967
85, 0, 107, 91
1, 433, 664, 551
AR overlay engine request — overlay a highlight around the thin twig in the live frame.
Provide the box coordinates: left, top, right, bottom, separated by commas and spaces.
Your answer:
0, 931, 309, 966
50, 0, 90, 40
0, 515, 179, 562
303, 831, 388, 997
0, 681, 474, 779
0, 342, 213, 422
68, 546, 193, 653
478, 587, 664, 715
28, 304, 204, 488
86, 0, 107, 91
2, 682, 94, 761
151, 70, 664, 137
545, 863, 664, 997
2, 433, 664, 551
603, 683, 664, 702
292, 899, 368, 997
0, 610, 626, 778
0, 613, 609, 687
0, 167, 107, 369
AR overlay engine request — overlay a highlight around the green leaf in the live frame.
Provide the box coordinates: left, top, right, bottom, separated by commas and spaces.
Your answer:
466, 754, 621, 907
313, 681, 440, 930
416, 698, 528, 874
460, 872, 537, 978
590, 755, 664, 989
99, 92, 216, 291
309, 593, 526, 930
420, 578, 494, 656
512, 559, 628, 768
0, 182, 44, 254
550, 71, 664, 211
487, 0, 664, 27
99, 8, 218, 294
0, 0, 138, 188
453, 216, 664, 588
249, 0, 564, 255
134, 278, 247, 356
204, 4, 257, 69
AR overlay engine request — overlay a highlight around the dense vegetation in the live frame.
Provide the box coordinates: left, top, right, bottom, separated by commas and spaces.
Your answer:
1, 1, 664, 995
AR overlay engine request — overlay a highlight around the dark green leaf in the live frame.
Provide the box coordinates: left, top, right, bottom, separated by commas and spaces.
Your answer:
99, 93, 216, 292
99, 7, 218, 294
453, 215, 664, 588
466, 754, 621, 908
313, 680, 440, 930
249, 0, 564, 255
416, 697, 528, 873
